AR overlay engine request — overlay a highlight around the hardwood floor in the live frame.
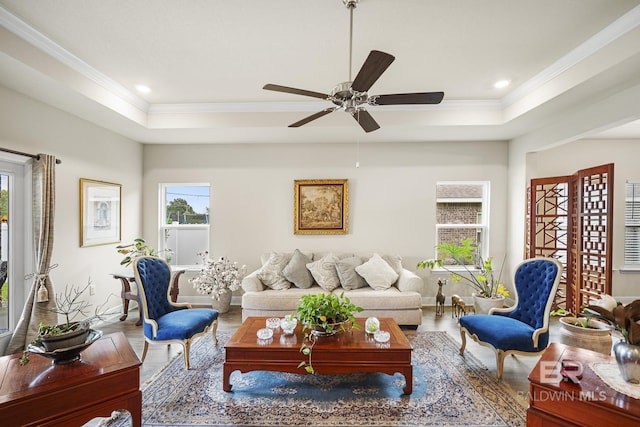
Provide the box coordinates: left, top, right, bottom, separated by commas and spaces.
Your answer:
97, 304, 563, 396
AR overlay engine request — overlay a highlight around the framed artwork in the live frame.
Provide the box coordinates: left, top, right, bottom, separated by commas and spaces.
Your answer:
80, 178, 121, 247
294, 179, 348, 235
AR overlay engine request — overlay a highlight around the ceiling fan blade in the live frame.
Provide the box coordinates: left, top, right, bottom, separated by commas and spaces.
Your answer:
373, 92, 445, 105
351, 50, 395, 93
263, 84, 329, 100
352, 109, 380, 133
289, 108, 337, 128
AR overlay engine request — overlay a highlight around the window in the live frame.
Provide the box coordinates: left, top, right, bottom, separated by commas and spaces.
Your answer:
159, 184, 210, 267
625, 181, 640, 266
0, 156, 27, 346
435, 182, 489, 266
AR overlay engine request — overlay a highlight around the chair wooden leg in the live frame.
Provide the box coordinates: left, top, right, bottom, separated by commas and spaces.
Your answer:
211, 319, 219, 345
141, 341, 149, 362
183, 340, 191, 370
459, 328, 467, 355
496, 349, 506, 380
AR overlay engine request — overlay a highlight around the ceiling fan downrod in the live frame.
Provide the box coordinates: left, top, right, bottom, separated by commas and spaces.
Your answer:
344, 0, 359, 82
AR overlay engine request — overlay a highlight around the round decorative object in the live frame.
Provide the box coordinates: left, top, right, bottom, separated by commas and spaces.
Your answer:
211, 291, 232, 314
472, 294, 505, 314
256, 328, 274, 340
281, 316, 297, 335
365, 317, 380, 334
613, 340, 640, 384
374, 330, 390, 343
559, 317, 613, 355
266, 318, 281, 329
28, 329, 103, 364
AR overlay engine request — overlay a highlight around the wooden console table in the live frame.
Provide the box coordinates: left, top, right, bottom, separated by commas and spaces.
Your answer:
528, 342, 640, 426
0, 332, 141, 426
112, 267, 185, 326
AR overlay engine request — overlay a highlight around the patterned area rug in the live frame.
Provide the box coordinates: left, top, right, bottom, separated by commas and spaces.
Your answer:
109, 330, 526, 426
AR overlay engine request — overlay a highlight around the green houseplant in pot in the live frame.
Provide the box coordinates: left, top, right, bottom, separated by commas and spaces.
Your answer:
296, 292, 363, 373
417, 238, 509, 314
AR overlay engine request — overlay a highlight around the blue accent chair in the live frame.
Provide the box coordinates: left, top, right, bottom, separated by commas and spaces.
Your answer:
133, 256, 219, 369
459, 257, 562, 380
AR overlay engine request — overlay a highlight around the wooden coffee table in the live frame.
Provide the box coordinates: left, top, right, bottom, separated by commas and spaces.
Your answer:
223, 316, 413, 394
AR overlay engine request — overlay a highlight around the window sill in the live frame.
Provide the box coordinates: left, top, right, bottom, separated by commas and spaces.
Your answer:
619, 266, 640, 274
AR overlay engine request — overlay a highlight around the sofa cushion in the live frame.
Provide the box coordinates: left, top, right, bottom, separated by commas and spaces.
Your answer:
306, 253, 341, 292
340, 286, 422, 310
335, 256, 367, 290
257, 252, 292, 290
242, 287, 326, 311
282, 249, 314, 289
355, 253, 399, 290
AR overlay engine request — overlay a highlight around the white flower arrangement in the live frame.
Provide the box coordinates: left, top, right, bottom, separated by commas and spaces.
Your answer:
190, 252, 247, 301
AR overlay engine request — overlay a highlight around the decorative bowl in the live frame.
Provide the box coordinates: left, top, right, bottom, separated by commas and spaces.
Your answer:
257, 328, 274, 340
27, 329, 103, 364
266, 318, 280, 329
374, 330, 390, 343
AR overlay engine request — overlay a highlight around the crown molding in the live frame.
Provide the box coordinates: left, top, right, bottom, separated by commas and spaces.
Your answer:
0, 5, 149, 112
502, 4, 640, 108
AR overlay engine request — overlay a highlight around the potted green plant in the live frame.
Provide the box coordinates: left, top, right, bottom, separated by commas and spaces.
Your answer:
116, 238, 173, 267
417, 238, 509, 313
20, 279, 108, 365
296, 292, 363, 373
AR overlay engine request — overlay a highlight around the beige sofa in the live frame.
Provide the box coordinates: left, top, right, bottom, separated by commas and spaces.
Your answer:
241, 250, 423, 326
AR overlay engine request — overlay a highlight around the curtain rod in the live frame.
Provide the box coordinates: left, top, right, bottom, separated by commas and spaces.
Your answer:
0, 147, 62, 164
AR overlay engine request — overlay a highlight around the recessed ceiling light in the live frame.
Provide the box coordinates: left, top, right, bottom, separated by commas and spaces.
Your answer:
135, 85, 151, 94
493, 80, 510, 89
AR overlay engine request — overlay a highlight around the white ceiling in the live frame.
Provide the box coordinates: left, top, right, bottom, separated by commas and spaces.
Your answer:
1, 0, 640, 144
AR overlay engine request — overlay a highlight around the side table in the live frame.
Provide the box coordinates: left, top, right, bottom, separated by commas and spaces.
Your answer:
527, 342, 640, 426
0, 332, 141, 426
111, 267, 185, 326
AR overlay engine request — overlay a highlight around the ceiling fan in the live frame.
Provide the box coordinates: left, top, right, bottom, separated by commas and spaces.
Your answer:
263, 0, 444, 133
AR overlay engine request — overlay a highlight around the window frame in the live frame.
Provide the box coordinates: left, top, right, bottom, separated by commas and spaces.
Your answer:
0, 154, 29, 348
158, 183, 210, 268
434, 181, 490, 270
623, 181, 640, 271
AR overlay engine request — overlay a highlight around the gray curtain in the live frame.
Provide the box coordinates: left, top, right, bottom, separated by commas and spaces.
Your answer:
6, 154, 58, 355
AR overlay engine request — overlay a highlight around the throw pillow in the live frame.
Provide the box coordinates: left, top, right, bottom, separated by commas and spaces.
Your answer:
306, 253, 341, 292
283, 249, 314, 289
335, 256, 367, 290
355, 253, 399, 290
382, 254, 403, 275
257, 252, 292, 290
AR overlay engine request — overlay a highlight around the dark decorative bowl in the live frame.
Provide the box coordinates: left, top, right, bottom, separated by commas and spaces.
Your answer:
27, 329, 103, 364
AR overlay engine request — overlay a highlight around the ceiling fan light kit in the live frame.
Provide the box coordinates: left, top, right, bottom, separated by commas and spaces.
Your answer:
263, 0, 444, 133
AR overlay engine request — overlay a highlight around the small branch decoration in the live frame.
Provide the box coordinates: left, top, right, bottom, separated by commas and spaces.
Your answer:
20, 278, 114, 365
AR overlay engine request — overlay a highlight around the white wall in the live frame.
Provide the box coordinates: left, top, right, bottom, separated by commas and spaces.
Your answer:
143, 140, 509, 300
0, 86, 143, 320
526, 138, 640, 299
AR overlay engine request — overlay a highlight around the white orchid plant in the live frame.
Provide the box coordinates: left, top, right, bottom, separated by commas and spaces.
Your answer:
190, 251, 247, 301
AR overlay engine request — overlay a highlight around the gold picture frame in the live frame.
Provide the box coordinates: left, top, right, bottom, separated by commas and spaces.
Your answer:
294, 179, 348, 235
80, 178, 122, 247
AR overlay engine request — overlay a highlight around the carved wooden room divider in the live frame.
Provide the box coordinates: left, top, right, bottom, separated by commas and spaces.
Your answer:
527, 163, 613, 315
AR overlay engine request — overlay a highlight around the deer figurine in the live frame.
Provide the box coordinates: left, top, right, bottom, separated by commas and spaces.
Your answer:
435, 279, 446, 317
451, 294, 461, 318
